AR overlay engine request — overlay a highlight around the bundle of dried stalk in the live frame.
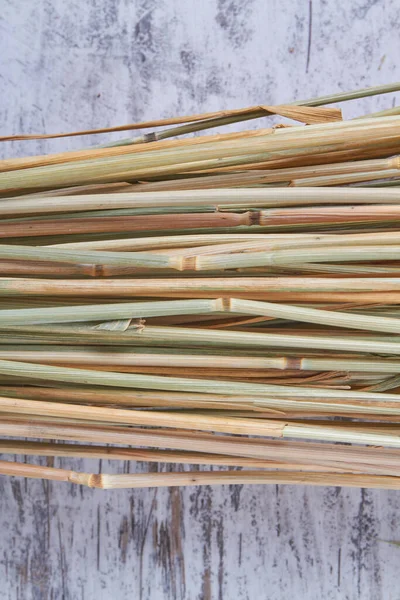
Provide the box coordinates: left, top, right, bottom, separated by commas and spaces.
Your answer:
2, 82, 400, 490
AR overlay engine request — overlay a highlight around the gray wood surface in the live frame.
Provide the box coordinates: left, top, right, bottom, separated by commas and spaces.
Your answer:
1, 1, 400, 598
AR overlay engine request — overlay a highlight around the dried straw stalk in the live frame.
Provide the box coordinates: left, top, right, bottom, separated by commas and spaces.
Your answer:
1, 82, 400, 489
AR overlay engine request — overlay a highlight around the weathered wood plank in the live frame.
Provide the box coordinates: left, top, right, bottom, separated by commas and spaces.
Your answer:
2, 457, 400, 599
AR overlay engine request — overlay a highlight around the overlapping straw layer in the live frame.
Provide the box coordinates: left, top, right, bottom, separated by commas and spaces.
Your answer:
1, 82, 400, 490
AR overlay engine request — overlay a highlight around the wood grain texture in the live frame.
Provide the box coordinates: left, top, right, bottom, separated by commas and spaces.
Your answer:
1, 0, 400, 598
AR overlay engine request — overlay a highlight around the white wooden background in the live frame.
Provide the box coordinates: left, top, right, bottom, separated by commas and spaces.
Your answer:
1, 1, 400, 598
